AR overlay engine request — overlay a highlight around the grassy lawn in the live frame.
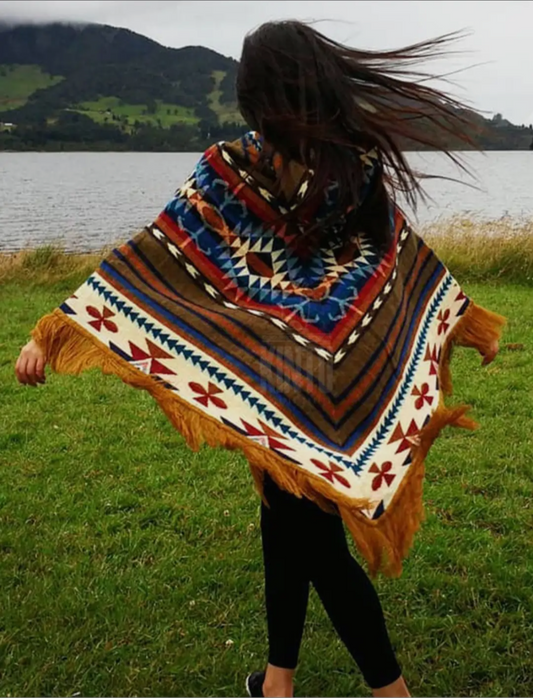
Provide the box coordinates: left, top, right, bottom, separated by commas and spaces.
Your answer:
0, 260, 532, 695
0, 64, 63, 113
74, 96, 199, 129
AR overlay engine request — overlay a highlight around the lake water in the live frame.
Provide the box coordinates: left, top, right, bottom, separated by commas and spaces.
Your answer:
0, 151, 532, 251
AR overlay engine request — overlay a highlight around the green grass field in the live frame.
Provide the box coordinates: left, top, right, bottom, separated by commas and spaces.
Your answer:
0, 66, 243, 130
74, 96, 199, 130
74, 70, 245, 130
207, 70, 244, 125
73, 72, 245, 131
0, 64, 63, 113
0, 246, 532, 696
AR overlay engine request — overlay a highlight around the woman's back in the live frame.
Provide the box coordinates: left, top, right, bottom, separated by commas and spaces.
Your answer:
16, 20, 506, 697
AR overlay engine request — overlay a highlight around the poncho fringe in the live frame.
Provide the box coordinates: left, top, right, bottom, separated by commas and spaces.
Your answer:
32, 301, 505, 577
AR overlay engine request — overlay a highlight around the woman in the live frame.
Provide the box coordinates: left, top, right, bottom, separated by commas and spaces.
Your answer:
16, 21, 504, 698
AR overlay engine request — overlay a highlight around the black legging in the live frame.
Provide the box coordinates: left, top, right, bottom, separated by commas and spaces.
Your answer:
260, 474, 402, 690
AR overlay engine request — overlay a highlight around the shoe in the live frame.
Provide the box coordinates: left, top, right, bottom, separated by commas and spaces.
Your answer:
246, 670, 265, 697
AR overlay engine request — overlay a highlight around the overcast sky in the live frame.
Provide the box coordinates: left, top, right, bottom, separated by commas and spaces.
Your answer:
1, 0, 532, 124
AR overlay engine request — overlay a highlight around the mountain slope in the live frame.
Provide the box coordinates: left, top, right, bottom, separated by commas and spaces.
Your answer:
0, 21, 531, 152
0, 64, 63, 112
0, 22, 242, 129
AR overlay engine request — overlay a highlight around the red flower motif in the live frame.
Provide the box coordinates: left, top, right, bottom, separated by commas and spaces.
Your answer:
189, 381, 227, 409
412, 382, 434, 410
369, 461, 396, 491
437, 308, 451, 335
310, 459, 351, 488
86, 305, 118, 333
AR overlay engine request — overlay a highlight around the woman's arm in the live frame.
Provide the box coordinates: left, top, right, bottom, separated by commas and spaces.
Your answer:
15, 340, 46, 386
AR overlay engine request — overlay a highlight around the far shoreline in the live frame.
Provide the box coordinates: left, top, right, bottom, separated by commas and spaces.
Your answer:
1, 218, 532, 287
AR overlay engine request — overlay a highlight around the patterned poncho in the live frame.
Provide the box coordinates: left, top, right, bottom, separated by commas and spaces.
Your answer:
33, 132, 505, 577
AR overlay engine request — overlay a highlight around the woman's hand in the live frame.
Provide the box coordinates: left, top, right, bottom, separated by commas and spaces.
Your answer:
15, 339, 47, 386
481, 339, 499, 367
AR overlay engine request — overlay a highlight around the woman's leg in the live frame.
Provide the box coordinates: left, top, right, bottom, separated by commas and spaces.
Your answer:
259, 474, 409, 696
304, 502, 408, 695
260, 475, 311, 697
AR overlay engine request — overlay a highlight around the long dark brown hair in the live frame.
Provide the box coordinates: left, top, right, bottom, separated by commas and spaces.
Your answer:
236, 20, 479, 250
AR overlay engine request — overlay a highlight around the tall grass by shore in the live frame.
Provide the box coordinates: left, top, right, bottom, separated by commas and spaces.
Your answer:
0, 245, 105, 287
420, 217, 533, 284
1, 217, 532, 287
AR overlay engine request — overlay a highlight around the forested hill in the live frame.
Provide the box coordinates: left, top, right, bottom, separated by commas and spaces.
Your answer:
0, 21, 531, 152
0, 21, 243, 150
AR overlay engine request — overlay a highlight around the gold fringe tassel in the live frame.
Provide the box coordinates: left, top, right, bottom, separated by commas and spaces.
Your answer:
32, 300, 505, 578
